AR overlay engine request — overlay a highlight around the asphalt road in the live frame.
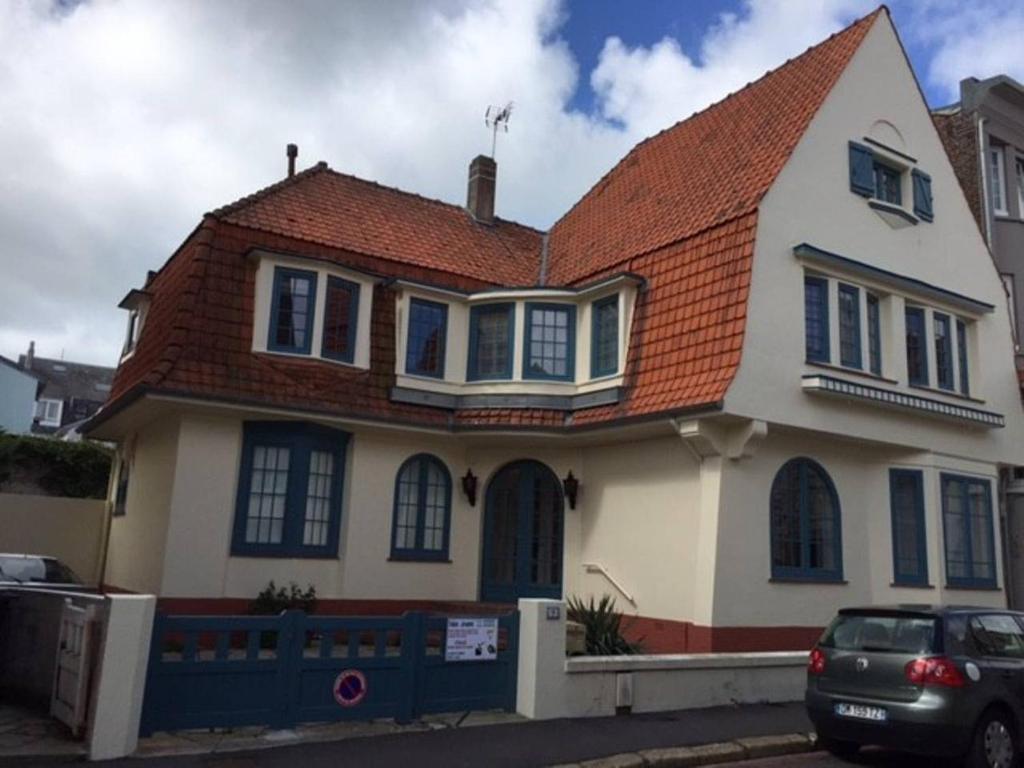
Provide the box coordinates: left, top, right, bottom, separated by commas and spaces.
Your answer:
714, 749, 962, 768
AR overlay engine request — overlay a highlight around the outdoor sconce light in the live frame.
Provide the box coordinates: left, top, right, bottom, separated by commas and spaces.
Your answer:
562, 471, 579, 510
461, 469, 478, 507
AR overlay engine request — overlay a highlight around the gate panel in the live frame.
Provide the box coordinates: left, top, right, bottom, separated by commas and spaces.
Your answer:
140, 609, 519, 736
416, 612, 518, 714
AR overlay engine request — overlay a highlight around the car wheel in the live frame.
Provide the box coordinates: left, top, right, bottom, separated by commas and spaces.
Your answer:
817, 734, 859, 758
968, 709, 1017, 768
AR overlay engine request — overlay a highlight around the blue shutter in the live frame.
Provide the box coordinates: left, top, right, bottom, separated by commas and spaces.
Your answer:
848, 142, 875, 197
912, 169, 933, 221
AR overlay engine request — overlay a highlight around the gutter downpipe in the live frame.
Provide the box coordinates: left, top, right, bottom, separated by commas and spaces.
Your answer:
978, 115, 993, 249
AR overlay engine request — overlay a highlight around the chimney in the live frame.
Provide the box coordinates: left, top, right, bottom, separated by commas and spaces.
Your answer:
286, 143, 298, 178
25, 341, 34, 371
466, 155, 497, 224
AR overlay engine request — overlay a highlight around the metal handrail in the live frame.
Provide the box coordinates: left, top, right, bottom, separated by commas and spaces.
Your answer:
582, 562, 637, 607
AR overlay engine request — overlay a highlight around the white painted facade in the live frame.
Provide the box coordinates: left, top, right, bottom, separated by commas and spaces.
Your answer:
97, 13, 1024, 650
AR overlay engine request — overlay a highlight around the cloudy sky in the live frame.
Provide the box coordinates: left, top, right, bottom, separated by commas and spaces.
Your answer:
1, 0, 1022, 367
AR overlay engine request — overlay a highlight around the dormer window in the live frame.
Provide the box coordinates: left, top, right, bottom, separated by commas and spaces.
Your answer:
269, 267, 317, 354
118, 288, 152, 359
468, 303, 514, 381
406, 298, 447, 378
523, 303, 575, 381
873, 161, 901, 205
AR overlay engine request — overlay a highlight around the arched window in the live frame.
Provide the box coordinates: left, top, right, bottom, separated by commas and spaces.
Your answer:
391, 454, 452, 561
770, 458, 842, 581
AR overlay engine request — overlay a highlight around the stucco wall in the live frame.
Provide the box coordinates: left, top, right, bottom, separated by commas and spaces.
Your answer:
576, 437, 700, 625
103, 417, 178, 593
0, 364, 36, 434
729, 14, 1024, 466
712, 429, 1005, 629
0, 493, 106, 583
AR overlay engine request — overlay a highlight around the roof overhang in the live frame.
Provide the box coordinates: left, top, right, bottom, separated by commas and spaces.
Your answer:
117, 289, 153, 311
794, 243, 995, 316
388, 271, 646, 302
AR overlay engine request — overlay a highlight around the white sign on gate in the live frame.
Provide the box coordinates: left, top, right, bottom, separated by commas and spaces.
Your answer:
445, 617, 498, 662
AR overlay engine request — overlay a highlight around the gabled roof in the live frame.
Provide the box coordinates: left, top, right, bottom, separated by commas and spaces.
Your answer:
545, 7, 882, 285
212, 163, 544, 287
93, 7, 884, 434
21, 356, 114, 403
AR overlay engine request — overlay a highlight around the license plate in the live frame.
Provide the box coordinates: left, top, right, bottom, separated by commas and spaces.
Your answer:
834, 702, 888, 722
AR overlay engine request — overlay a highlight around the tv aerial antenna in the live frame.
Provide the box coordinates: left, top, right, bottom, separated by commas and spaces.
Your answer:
485, 102, 514, 158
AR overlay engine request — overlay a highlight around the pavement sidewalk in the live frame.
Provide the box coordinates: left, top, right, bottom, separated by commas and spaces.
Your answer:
2, 701, 813, 768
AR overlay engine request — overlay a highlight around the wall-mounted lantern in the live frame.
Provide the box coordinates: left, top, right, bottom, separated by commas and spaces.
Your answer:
562, 471, 579, 510
461, 469, 478, 507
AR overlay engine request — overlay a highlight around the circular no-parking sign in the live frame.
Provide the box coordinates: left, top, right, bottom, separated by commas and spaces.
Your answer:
333, 669, 368, 707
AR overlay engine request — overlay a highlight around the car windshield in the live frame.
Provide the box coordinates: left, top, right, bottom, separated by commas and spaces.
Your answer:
0, 556, 80, 585
820, 614, 938, 654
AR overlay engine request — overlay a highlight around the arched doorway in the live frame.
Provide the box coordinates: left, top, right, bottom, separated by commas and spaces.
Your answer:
481, 460, 564, 603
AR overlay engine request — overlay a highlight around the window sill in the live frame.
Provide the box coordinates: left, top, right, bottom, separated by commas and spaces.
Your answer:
868, 200, 919, 229
944, 583, 1001, 592
387, 556, 453, 564
230, 550, 340, 560
890, 582, 934, 589
769, 577, 848, 585
805, 360, 897, 385
252, 349, 369, 372
908, 383, 985, 405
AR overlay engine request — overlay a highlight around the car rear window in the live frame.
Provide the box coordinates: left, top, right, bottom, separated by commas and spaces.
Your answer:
820, 614, 938, 654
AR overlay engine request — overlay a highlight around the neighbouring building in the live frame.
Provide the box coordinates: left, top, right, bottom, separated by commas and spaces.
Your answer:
19, 342, 115, 437
934, 76, 1024, 608
933, 76, 1024, 355
86, 8, 1024, 652
0, 356, 41, 434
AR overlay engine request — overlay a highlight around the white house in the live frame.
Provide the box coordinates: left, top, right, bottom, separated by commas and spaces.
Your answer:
86, 7, 1024, 652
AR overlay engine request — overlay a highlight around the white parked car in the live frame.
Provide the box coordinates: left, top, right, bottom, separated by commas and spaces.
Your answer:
0, 553, 82, 587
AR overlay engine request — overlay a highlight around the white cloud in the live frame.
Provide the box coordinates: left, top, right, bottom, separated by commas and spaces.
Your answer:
897, 0, 1024, 103
0, 0, 989, 368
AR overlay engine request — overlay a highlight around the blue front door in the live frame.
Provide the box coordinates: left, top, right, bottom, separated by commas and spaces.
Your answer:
481, 461, 564, 603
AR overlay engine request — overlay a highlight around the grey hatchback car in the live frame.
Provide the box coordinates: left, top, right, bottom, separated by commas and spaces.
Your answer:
806, 606, 1024, 768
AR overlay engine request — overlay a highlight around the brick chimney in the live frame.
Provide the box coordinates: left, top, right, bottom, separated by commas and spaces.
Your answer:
466, 155, 496, 224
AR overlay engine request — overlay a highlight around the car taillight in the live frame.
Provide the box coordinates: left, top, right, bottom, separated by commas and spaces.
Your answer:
808, 647, 826, 675
905, 657, 966, 688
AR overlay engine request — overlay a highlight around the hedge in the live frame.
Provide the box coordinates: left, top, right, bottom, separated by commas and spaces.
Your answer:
0, 433, 112, 499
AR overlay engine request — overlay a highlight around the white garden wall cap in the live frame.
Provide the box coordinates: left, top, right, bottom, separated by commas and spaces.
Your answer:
565, 651, 807, 673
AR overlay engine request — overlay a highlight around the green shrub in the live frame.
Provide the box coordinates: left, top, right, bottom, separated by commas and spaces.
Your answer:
0, 434, 112, 498
248, 581, 318, 615
566, 594, 642, 655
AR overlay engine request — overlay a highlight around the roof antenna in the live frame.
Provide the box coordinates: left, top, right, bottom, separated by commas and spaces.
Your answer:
484, 102, 513, 158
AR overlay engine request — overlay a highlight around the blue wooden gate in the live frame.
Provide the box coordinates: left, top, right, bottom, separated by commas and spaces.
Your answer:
139, 610, 518, 736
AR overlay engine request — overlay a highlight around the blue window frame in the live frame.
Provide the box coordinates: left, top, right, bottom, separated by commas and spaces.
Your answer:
468, 303, 514, 381
905, 306, 928, 386
231, 421, 349, 558
268, 267, 317, 355
957, 319, 970, 395
321, 276, 359, 364
390, 454, 452, 561
867, 293, 882, 376
890, 469, 928, 586
874, 161, 902, 205
405, 298, 448, 378
934, 312, 954, 391
590, 295, 619, 378
524, 303, 576, 381
941, 473, 996, 589
838, 284, 861, 369
804, 276, 830, 363
770, 458, 843, 582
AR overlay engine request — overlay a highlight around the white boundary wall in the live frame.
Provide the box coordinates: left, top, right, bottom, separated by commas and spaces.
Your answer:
516, 599, 807, 719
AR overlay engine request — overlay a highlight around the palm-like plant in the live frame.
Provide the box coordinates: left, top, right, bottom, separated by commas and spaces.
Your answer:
566, 594, 642, 655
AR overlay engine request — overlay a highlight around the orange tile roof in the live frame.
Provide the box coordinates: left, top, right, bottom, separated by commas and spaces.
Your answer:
215, 165, 544, 287
99, 8, 882, 433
